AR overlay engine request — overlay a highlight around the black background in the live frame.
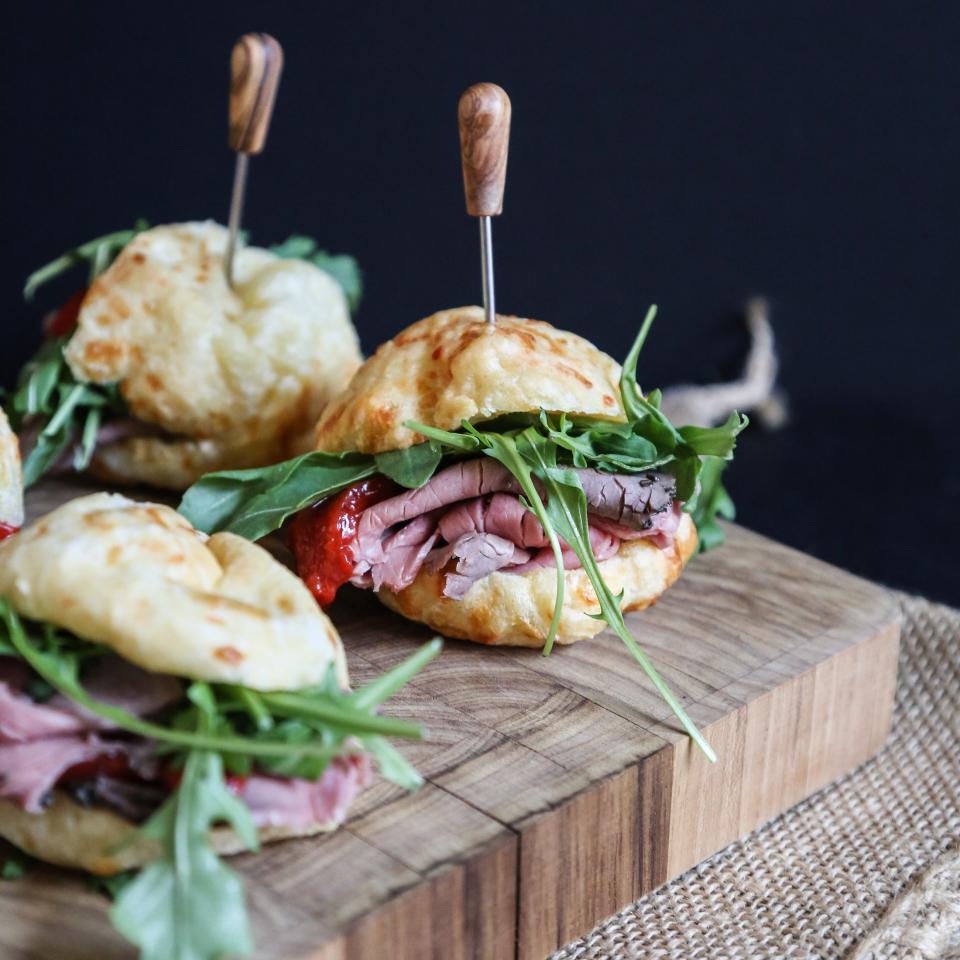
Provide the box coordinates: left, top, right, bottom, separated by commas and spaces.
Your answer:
3, 3, 958, 603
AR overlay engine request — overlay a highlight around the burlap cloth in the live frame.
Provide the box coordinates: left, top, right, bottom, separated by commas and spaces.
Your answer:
550, 594, 960, 960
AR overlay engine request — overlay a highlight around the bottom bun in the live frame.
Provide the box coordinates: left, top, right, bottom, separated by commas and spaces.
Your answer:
378, 513, 698, 647
0, 791, 340, 877
88, 430, 313, 493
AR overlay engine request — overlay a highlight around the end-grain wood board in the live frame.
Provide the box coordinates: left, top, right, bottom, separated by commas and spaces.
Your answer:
0, 480, 901, 960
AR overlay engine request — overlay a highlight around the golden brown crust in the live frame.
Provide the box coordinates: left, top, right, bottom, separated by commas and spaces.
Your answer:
315, 306, 625, 454
378, 514, 697, 647
0, 493, 348, 690
0, 792, 339, 876
64, 222, 361, 490
0, 411, 23, 529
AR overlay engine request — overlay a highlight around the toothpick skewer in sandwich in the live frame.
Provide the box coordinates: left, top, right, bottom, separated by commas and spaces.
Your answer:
6, 33, 363, 492
0, 494, 439, 958
180, 84, 745, 761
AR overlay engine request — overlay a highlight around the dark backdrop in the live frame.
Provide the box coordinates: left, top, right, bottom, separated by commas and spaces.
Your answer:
3, 2, 958, 603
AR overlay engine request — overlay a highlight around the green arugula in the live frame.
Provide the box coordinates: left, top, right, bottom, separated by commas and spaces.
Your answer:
0, 600, 441, 959
111, 688, 259, 960
6, 336, 126, 487
23, 223, 149, 301
10, 223, 149, 487
1, 856, 27, 881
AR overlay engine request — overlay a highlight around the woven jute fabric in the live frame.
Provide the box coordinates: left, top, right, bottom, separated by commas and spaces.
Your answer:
550, 594, 960, 960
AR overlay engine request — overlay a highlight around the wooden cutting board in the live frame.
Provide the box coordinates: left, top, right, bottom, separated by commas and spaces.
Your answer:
0, 479, 900, 960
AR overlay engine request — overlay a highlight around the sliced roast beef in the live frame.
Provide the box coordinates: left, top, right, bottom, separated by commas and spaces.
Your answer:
508, 524, 621, 575
49, 654, 182, 727
238, 754, 371, 829
590, 501, 682, 549
438, 493, 550, 549
341, 458, 681, 600
0, 734, 131, 812
1, 654, 182, 743
573, 469, 676, 526
353, 460, 521, 571
0, 684, 88, 742
426, 533, 531, 599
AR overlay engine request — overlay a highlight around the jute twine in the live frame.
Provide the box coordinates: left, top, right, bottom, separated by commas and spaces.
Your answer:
550, 594, 960, 960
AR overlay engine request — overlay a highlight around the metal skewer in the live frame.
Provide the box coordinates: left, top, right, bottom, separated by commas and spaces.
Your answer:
225, 33, 284, 287
458, 83, 512, 324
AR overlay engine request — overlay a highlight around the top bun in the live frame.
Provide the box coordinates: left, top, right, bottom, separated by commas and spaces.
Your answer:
65, 222, 362, 481
0, 411, 23, 529
0, 494, 346, 690
315, 306, 625, 453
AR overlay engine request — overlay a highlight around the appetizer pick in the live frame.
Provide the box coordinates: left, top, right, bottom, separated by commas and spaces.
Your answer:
179, 306, 746, 761
6, 222, 362, 490
0, 494, 439, 959
0, 411, 23, 540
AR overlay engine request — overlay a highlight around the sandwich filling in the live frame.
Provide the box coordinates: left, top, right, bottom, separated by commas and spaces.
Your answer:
289, 459, 681, 607
0, 650, 369, 828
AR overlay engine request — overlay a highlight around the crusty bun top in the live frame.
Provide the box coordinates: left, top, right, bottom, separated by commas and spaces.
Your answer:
65, 221, 361, 450
315, 306, 625, 453
0, 411, 23, 529
0, 494, 347, 690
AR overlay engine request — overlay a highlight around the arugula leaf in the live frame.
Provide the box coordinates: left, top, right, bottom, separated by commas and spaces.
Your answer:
269, 235, 363, 313
375, 443, 443, 488
687, 456, 736, 552
11, 222, 142, 487
446, 423, 716, 761
178, 451, 377, 539
111, 716, 258, 960
23, 221, 149, 300
1, 857, 27, 881
460, 426, 566, 655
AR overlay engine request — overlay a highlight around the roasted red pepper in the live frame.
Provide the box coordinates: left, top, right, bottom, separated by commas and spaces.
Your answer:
58, 753, 135, 783
0, 523, 19, 542
288, 476, 398, 608
43, 287, 88, 339
159, 765, 249, 795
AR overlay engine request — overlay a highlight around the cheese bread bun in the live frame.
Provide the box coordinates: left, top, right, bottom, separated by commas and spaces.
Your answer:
0, 411, 23, 530
66, 222, 362, 489
379, 516, 697, 647
315, 305, 624, 454
0, 493, 347, 689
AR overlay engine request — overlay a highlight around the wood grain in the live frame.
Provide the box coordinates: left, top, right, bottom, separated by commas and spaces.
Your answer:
459, 82, 511, 216
229, 33, 284, 154
0, 483, 901, 959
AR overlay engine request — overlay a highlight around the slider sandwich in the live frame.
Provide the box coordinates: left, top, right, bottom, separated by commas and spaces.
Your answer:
6, 221, 362, 489
181, 305, 746, 758
0, 494, 438, 958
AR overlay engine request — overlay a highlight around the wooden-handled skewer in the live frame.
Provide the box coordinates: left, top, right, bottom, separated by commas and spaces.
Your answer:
225, 32, 284, 286
458, 83, 511, 325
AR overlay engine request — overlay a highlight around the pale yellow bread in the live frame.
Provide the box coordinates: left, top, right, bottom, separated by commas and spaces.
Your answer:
0, 410, 23, 529
65, 221, 362, 489
0, 791, 339, 876
379, 513, 697, 647
87, 430, 311, 492
315, 306, 625, 454
0, 493, 347, 690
